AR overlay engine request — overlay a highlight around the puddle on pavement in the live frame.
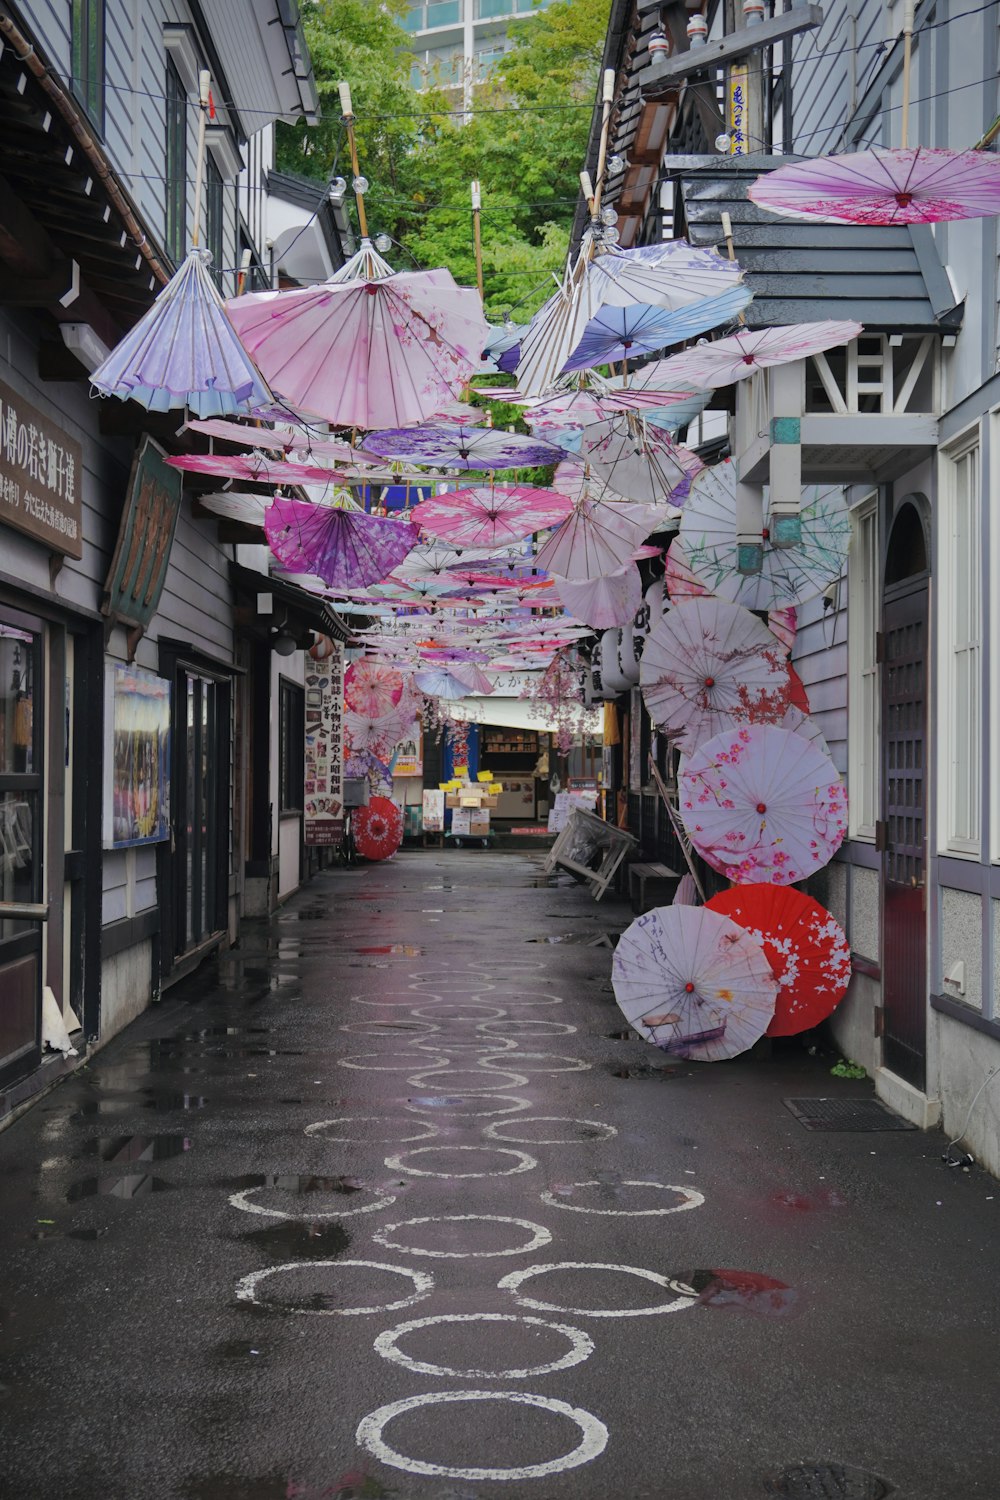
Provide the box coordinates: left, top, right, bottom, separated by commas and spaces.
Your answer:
239, 1221, 351, 1260
78, 1135, 192, 1162
609, 1064, 685, 1080
605, 1029, 637, 1040
764, 1461, 892, 1498
70, 1094, 210, 1119
30, 1225, 109, 1242
527, 932, 619, 946
66, 1174, 178, 1202
770, 1189, 848, 1212
174, 1026, 270, 1040
680, 1269, 801, 1319
183, 1472, 392, 1500
350, 945, 425, 955
148, 1043, 303, 1060
224, 1173, 363, 1196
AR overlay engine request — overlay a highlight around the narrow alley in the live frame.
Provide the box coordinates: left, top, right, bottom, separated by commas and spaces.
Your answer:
1, 851, 997, 1500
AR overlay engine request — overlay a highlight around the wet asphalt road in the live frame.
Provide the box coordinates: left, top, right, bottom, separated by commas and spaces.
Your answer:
1, 850, 998, 1500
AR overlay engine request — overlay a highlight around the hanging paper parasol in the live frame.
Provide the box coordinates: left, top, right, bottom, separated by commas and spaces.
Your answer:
640, 599, 791, 750
354, 796, 404, 861
534, 496, 653, 580
226, 267, 489, 429
781, 704, 831, 758
413, 486, 573, 548
264, 498, 417, 588
345, 705, 413, 762
580, 418, 702, 504
563, 285, 753, 373
344, 660, 405, 717
90, 250, 273, 417
481, 321, 528, 374
680, 724, 848, 885
641, 321, 863, 391
184, 417, 354, 463
705, 884, 852, 1037
748, 146, 1000, 226
611, 905, 778, 1062
364, 425, 564, 471
586, 240, 746, 311
552, 565, 642, 629
167, 451, 347, 488
680, 462, 851, 608
414, 664, 480, 700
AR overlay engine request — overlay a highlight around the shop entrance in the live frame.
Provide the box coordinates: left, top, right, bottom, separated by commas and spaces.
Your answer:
0, 609, 43, 1087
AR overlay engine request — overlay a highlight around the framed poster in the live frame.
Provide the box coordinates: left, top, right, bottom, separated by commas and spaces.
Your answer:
103, 663, 171, 847
392, 721, 423, 777
304, 642, 345, 845
422, 788, 445, 833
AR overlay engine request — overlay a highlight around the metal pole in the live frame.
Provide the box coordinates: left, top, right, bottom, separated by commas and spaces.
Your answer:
190, 70, 211, 249
471, 180, 484, 302
900, 0, 915, 149
339, 81, 369, 240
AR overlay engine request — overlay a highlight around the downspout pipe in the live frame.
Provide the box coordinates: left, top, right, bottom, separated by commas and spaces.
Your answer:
0, 9, 170, 287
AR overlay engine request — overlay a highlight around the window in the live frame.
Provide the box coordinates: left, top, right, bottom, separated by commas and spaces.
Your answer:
278, 680, 304, 814
205, 157, 224, 290
165, 58, 187, 262
848, 496, 879, 839
940, 435, 982, 853
71, 0, 104, 128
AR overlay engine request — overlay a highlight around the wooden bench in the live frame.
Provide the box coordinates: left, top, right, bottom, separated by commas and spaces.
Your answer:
629, 862, 682, 913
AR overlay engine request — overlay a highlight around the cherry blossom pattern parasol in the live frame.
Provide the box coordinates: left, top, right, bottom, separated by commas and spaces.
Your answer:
166, 451, 346, 488
183, 417, 354, 463
363, 425, 564, 471
345, 705, 413, 762
264, 498, 418, 589
344, 660, 406, 717
225, 267, 488, 430
748, 146, 1000, 227
533, 496, 653, 580
680, 463, 851, 609
353, 796, 404, 862
579, 418, 703, 504
679, 724, 848, 885
611, 904, 778, 1062
639, 599, 791, 751
412, 486, 573, 549
705, 884, 851, 1037
640, 321, 863, 391
90, 249, 272, 417
413, 664, 481, 700
552, 565, 643, 629
563, 285, 754, 373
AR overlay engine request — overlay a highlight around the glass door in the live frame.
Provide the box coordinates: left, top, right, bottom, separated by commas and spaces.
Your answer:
0, 610, 44, 1086
174, 669, 227, 957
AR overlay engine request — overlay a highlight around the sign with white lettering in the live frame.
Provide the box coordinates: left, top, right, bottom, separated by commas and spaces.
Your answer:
0, 377, 83, 558
304, 641, 345, 845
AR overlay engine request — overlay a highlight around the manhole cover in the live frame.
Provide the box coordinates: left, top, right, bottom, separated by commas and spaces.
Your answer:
783, 1098, 916, 1132
764, 1461, 892, 1497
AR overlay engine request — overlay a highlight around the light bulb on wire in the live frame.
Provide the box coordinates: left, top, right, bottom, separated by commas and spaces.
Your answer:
375, 232, 393, 252
353, 175, 369, 195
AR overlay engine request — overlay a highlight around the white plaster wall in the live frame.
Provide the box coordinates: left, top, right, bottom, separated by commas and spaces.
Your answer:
99, 941, 153, 1042
850, 866, 881, 962
277, 815, 301, 899
939, 888, 984, 1009
828, 972, 880, 1077
932, 1012, 1000, 1180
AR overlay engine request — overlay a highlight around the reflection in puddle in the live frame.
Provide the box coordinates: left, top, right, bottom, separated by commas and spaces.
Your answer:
226, 1173, 363, 1196
79, 1135, 192, 1163
681, 1268, 801, 1318
526, 932, 619, 946
350, 945, 424, 956
66, 1175, 178, 1202
70, 1094, 209, 1120
240, 1222, 351, 1260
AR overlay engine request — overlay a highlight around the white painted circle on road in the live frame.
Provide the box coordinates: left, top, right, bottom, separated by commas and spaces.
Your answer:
341, 1020, 440, 1037
479, 1052, 591, 1074
408, 980, 497, 993
228, 1183, 397, 1220
372, 1313, 594, 1379
540, 1181, 705, 1216
339, 1052, 449, 1072
485, 1117, 618, 1146
409, 1036, 518, 1054
356, 1390, 608, 1481
498, 1262, 698, 1318
472, 993, 564, 1007
385, 1145, 538, 1179
406, 1068, 530, 1093
235, 1259, 433, 1316
411, 1004, 507, 1021
371, 1214, 552, 1260
404, 1094, 530, 1119
478, 1019, 578, 1037
304, 1117, 439, 1145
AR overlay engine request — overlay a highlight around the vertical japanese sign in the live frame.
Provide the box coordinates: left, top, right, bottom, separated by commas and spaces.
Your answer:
728, 62, 748, 155
0, 376, 84, 558
304, 641, 345, 845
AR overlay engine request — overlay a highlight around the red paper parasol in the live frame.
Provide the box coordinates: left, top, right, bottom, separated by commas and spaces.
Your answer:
705, 884, 851, 1036
354, 796, 404, 861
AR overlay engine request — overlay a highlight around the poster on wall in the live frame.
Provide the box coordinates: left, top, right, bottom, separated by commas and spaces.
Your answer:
392, 721, 423, 777
304, 640, 345, 846
422, 788, 445, 833
103, 663, 171, 848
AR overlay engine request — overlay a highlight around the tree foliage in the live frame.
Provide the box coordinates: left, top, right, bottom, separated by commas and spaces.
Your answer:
276, 0, 607, 323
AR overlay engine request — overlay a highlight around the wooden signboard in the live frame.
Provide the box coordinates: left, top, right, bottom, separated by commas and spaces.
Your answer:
0, 376, 84, 559
102, 436, 183, 655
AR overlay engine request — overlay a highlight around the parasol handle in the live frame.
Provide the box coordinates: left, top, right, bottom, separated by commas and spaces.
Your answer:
721, 212, 747, 326
900, 0, 915, 150
190, 70, 211, 251
589, 70, 616, 233
471, 179, 484, 304
236, 248, 251, 296
339, 80, 369, 240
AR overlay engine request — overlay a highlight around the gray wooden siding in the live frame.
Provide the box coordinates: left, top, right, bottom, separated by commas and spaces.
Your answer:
788, 0, 886, 157
791, 590, 848, 780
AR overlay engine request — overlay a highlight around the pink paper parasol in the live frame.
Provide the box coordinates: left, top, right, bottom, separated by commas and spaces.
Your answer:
184, 417, 354, 463
611, 904, 777, 1062
413, 486, 573, 548
264, 498, 417, 588
579, 418, 702, 504
167, 451, 346, 488
679, 725, 847, 885
642, 322, 863, 390
413, 664, 480, 700
226, 268, 488, 429
640, 599, 791, 751
748, 147, 1000, 226
553, 565, 642, 629
345, 704, 413, 762
364, 424, 564, 470
533, 497, 653, 581
664, 537, 799, 650
344, 660, 405, 717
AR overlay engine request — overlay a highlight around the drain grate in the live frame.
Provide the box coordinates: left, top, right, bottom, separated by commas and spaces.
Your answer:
783, 1097, 916, 1132
764, 1461, 892, 1498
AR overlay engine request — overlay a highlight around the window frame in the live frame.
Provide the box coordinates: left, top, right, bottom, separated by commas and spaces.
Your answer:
847, 491, 879, 841
165, 57, 188, 264
278, 678, 305, 816
938, 426, 983, 857
205, 155, 224, 291
71, 0, 105, 130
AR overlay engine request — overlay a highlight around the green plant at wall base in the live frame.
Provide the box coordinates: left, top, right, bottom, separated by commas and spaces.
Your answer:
830, 1059, 867, 1079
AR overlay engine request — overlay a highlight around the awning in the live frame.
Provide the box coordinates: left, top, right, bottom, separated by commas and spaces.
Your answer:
450, 696, 603, 737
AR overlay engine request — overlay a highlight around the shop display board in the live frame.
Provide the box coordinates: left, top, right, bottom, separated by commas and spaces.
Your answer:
304, 643, 345, 845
